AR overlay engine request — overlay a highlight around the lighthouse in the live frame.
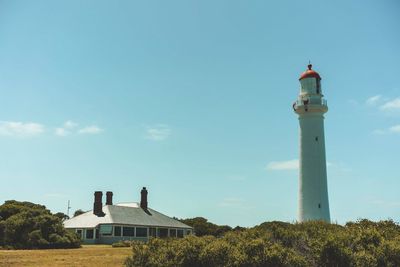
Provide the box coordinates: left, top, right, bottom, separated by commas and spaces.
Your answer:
293, 63, 330, 222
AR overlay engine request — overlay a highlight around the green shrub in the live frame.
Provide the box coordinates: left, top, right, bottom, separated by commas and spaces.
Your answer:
125, 219, 400, 267
0, 200, 81, 249
376, 240, 400, 267
319, 238, 352, 267
179, 217, 232, 237
112, 240, 132, 247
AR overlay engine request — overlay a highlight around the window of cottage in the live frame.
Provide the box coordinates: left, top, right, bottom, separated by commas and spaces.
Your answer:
169, 229, 177, 238
158, 228, 168, 238
86, 229, 94, 239
177, 229, 184, 238
136, 227, 148, 237
123, 227, 135, 237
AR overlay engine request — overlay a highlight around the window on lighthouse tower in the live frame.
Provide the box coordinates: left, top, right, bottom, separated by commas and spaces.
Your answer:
316, 79, 321, 94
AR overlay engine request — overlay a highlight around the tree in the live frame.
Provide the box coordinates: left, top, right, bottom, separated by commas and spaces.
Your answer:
73, 209, 85, 217
0, 200, 80, 249
179, 217, 232, 237
54, 212, 70, 221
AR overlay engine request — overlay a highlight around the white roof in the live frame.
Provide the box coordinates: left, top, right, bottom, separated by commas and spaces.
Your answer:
64, 203, 192, 229
115, 202, 139, 208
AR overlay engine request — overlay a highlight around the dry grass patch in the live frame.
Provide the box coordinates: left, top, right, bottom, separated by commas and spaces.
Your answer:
0, 245, 131, 267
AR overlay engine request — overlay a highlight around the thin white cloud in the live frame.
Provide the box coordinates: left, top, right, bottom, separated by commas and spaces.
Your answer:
55, 121, 102, 136
372, 129, 386, 135
373, 124, 400, 135
266, 159, 299, 170
55, 127, 69, 137
380, 97, 400, 111
366, 95, 382, 106
327, 161, 351, 173
64, 120, 78, 129
389, 125, 400, 133
145, 124, 171, 141
54, 120, 77, 136
266, 159, 333, 171
0, 121, 44, 137
78, 125, 103, 134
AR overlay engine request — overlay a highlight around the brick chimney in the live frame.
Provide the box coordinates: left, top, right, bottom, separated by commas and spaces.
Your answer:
106, 191, 113, 205
140, 187, 148, 210
93, 191, 105, 217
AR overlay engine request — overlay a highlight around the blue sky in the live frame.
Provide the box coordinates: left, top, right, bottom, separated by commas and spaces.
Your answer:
0, 0, 399, 226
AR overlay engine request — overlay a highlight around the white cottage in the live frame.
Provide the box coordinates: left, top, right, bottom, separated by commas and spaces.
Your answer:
64, 188, 193, 244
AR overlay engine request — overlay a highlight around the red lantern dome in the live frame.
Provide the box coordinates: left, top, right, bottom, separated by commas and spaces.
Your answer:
299, 64, 321, 80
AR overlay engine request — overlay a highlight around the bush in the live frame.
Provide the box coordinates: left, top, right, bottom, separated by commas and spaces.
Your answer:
319, 239, 352, 267
73, 209, 85, 217
125, 219, 400, 267
179, 217, 232, 237
112, 240, 132, 247
0, 200, 81, 249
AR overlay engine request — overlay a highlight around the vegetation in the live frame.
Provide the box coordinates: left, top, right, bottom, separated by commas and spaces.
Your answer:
73, 209, 85, 217
125, 219, 400, 267
54, 212, 70, 221
112, 240, 132, 248
0, 200, 81, 249
179, 217, 235, 237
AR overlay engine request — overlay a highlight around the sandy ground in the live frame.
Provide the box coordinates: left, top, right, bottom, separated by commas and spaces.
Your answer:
0, 245, 132, 267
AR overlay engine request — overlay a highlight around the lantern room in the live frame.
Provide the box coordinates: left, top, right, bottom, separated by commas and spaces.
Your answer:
299, 64, 322, 96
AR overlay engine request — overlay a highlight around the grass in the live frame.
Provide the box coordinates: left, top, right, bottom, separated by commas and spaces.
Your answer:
0, 245, 132, 267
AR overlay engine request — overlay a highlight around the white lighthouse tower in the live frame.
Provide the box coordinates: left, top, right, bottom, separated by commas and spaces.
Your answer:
293, 63, 330, 222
